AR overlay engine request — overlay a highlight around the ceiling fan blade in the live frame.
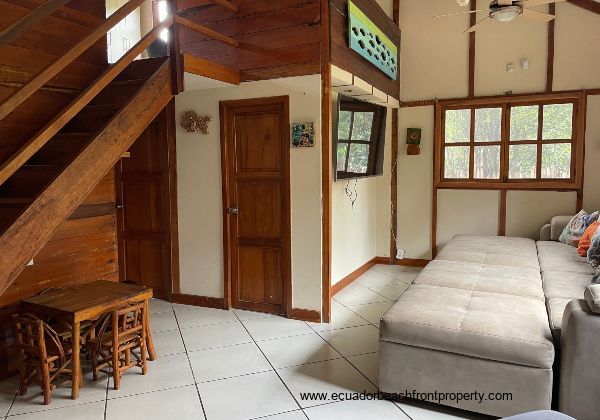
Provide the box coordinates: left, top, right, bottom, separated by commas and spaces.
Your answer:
525, 0, 566, 6
465, 16, 491, 33
522, 8, 556, 22
433, 9, 490, 19
498, 0, 514, 5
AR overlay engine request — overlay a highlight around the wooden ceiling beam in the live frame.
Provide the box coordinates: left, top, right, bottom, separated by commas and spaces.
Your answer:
206, 0, 238, 14
183, 53, 240, 85
178, 0, 238, 14
567, 0, 600, 15
175, 15, 239, 47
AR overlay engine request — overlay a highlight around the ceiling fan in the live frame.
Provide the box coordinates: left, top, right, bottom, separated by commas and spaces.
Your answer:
434, 0, 566, 32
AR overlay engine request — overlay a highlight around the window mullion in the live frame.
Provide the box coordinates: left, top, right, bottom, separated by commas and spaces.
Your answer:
536, 104, 543, 180
469, 108, 475, 179
501, 104, 509, 183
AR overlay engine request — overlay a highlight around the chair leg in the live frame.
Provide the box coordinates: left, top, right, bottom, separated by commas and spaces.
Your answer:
41, 363, 52, 405
140, 338, 148, 375
112, 347, 120, 390
18, 365, 28, 396
91, 347, 98, 381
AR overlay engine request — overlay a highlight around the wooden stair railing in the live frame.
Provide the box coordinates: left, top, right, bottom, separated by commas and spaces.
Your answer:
0, 60, 173, 296
0, 16, 174, 187
0, 0, 72, 48
0, 0, 147, 121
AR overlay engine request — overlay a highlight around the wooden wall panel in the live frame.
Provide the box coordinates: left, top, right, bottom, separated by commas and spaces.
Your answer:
180, 0, 321, 81
329, 0, 401, 99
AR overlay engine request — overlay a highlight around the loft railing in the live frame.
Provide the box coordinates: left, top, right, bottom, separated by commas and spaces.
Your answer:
0, 0, 181, 186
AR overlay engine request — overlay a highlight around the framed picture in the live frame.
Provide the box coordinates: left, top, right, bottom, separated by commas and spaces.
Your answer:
291, 122, 315, 148
406, 128, 422, 145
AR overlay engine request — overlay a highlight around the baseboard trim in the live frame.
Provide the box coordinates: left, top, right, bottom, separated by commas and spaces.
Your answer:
374, 256, 430, 267
331, 257, 378, 297
171, 293, 226, 310
289, 308, 321, 322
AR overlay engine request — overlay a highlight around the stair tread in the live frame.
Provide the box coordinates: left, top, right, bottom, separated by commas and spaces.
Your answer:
54, 132, 96, 137
82, 104, 120, 111
0, 197, 34, 204
109, 79, 146, 86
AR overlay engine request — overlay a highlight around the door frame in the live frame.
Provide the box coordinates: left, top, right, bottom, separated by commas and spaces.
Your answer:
219, 96, 292, 316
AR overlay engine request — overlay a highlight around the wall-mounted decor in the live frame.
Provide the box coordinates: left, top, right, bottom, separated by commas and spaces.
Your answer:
291, 122, 315, 148
348, 1, 398, 80
406, 127, 421, 155
180, 111, 212, 135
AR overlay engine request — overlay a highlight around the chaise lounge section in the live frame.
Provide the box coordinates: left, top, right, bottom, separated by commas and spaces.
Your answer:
379, 217, 600, 418
379, 236, 555, 417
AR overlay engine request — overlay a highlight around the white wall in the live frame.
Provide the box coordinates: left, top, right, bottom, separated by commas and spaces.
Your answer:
332, 177, 378, 284
330, 0, 396, 279
176, 75, 322, 311
392, 0, 600, 257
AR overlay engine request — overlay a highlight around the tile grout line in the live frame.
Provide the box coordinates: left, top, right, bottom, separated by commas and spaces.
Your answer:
171, 304, 209, 420
103, 369, 110, 420
232, 311, 306, 414
4, 382, 17, 419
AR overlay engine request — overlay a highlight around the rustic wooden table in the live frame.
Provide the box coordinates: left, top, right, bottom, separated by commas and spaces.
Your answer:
22, 280, 156, 399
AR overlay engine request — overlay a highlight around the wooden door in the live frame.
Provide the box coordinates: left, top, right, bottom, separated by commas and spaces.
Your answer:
115, 101, 178, 300
221, 97, 291, 316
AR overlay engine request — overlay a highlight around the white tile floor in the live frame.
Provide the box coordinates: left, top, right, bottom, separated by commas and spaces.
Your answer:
0, 265, 488, 420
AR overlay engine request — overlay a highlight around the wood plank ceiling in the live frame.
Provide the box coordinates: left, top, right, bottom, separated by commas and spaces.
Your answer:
178, 0, 322, 81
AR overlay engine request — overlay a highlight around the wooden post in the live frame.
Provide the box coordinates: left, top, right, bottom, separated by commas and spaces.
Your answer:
321, 0, 332, 324
468, 0, 476, 97
168, 0, 183, 94
390, 0, 400, 264
546, 3, 555, 92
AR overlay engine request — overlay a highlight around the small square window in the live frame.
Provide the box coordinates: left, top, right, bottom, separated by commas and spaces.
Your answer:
445, 109, 471, 143
510, 105, 538, 141
444, 146, 470, 179
543, 103, 573, 140
475, 108, 502, 143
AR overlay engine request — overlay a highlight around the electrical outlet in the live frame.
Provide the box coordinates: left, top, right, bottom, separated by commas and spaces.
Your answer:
396, 248, 405, 260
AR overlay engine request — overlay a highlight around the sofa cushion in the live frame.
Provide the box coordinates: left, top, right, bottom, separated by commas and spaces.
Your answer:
437, 235, 540, 271
415, 260, 544, 301
537, 241, 595, 275
542, 271, 592, 301
380, 284, 555, 369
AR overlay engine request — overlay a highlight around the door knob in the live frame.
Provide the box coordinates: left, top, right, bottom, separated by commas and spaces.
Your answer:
228, 207, 239, 214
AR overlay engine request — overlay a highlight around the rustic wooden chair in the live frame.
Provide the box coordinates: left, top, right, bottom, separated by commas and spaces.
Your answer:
12, 314, 77, 405
88, 301, 148, 390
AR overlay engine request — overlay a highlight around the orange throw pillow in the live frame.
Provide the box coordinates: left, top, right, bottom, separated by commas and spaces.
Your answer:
579, 222, 600, 257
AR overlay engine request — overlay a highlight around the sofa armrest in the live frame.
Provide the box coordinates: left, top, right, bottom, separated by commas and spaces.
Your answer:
540, 224, 552, 241
584, 284, 600, 314
541, 215, 573, 241
559, 296, 600, 420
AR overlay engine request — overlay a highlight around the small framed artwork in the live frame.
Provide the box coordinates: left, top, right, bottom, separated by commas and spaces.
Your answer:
291, 122, 315, 148
406, 128, 422, 145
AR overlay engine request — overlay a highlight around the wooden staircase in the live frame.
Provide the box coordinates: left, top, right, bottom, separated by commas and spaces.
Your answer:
0, 1, 182, 295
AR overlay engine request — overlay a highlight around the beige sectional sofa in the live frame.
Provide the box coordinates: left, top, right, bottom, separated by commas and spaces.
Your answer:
379, 217, 599, 419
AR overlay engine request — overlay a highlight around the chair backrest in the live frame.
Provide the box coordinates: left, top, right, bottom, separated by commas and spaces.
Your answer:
117, 301, 145, 338
12, 314, 64, 364
95, 301, 146, 345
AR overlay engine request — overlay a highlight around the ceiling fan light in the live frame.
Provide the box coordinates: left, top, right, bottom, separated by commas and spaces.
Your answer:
490, 6, 522, 22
